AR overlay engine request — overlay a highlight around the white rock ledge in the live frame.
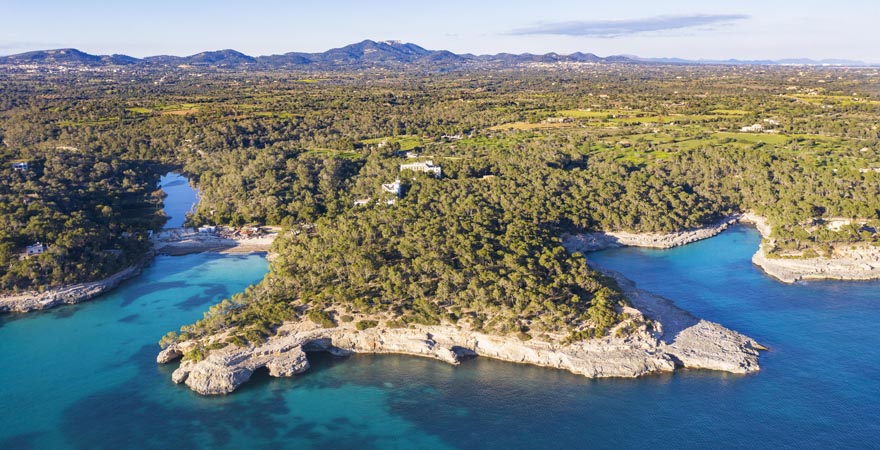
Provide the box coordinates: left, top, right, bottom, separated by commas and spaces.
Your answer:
159, 274, 763, 396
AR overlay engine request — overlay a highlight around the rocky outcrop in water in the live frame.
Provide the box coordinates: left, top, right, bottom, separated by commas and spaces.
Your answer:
159, 274, 763, 396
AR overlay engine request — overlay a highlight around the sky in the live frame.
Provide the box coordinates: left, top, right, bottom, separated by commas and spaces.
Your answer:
2, 0, 879, 62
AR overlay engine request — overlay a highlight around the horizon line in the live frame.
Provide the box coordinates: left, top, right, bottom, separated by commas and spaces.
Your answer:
0, 40, 875, 66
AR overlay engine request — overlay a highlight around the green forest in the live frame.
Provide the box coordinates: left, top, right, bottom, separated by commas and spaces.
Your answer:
1, 63, 878, 343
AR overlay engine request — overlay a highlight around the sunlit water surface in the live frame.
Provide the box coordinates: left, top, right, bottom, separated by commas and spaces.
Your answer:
1, 177, 878, 450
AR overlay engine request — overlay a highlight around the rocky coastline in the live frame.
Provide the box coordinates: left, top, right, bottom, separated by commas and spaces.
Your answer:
751, 239, 880, 284
563, 212, 879, 284
0, 252, 154, 314
562, 215, 742, 253
158, 272, 763, 396
739, 213, 880, 283
0, 228, 279, 315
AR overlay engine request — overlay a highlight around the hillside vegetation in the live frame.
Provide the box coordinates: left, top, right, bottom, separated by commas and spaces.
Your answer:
1, 63, 877, 342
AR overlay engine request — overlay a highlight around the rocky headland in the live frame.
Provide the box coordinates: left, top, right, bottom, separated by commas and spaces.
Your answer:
158, 272, 763, 396
739, 213, 880, 283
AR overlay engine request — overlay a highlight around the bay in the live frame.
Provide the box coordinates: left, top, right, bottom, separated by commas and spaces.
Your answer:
1, 174, 877, 450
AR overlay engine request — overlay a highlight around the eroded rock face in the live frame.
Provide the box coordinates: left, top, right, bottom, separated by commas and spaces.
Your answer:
157, 346, 182, 364
265, 347, 309, 377
159, 275, 763, 396
183, 359, 254, 395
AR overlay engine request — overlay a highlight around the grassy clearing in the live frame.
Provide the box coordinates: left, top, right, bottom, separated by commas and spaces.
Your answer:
488, 121, 577, 131
306, 148, 361, 160
714, 132, 790, 146
254, 111, 302, 120
126, 107, 154, 114
57, 117, 120, 127
788, 94, 880, 107
152, 103, 203, 115
556, 109, 649, 118
711, 109, 751, 115
361, 135, 424, 150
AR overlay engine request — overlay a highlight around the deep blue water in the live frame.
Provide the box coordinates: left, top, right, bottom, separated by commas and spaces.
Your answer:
1, 223, 879, 449
159, 172, 198, 229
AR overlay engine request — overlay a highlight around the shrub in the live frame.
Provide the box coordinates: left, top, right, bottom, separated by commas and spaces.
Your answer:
226, 335, 248, 347
308, 309, 336, 328
182, 345, 207, 362
158, 331, 179, 349
205, 341, 227, 351
356, 320, 379, 330
385, 320, 405, 329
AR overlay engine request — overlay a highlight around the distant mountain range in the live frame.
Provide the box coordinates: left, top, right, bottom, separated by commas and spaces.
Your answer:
0, 40, 873, 69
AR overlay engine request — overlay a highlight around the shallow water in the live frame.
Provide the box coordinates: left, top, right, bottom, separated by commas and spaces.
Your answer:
1, 225, 878, 449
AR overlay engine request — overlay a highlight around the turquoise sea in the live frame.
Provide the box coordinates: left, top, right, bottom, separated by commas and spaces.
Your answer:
0, 176, 878, 448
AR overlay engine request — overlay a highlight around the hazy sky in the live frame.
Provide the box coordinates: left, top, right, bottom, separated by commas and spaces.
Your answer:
2, 0, 879, 62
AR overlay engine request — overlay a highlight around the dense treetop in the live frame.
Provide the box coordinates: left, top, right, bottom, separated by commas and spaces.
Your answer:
1, 63, 877, 343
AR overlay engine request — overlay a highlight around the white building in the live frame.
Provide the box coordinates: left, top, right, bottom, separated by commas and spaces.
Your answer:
400, 160, 442, 178
354, 198, 372, 207
381, 179, 402, 197
26, 242, 47, 257
740, 123, 764, 133
198, 226, 217, 234
12, 162, 29, 171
